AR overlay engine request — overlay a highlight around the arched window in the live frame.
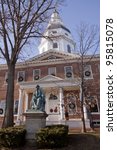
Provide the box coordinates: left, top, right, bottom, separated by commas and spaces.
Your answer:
53, 42, 58, 48
67, 45, 71, 53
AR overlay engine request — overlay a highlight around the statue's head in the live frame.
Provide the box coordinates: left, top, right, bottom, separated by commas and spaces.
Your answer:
36, 85, 40, 89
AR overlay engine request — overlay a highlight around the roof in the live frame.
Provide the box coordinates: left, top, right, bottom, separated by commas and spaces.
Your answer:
47, 24, 71, 33
0, 50, 100, 70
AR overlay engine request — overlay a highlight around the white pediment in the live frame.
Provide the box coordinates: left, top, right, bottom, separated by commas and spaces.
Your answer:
27, 49, 80, 63
39, 75, 63, 82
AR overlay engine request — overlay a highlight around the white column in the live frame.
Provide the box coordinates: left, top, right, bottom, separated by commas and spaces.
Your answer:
17, 89, 24, 123
79, 85, 82, 102
83, 105, 88, 119
46, 95, 49, 121
79, 85, 88, 119
59, 87, 64, 120
25, 92, 28, 112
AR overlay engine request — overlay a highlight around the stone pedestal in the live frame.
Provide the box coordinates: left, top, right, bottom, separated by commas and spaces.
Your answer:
23, 111, 48, 140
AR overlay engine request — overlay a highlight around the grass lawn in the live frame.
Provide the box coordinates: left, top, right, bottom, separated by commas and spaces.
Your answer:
65, 132, 100, 150
0, 131, 100, 150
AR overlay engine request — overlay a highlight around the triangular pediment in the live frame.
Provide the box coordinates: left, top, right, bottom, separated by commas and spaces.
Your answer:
27, 50, 80, 63
39, 75, 63, 82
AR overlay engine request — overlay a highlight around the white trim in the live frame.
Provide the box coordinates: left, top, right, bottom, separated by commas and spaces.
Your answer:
0, 56, 99, 70
25, 92, 28, 112
17, 89, 24, 122
0, 100, 6, 116
64, 66, 74, 79
18, 76, 81, 90
84, 65, 93, 79
33, 69, 41, 81
48, 67, 56, 76
17, 71, 25, 82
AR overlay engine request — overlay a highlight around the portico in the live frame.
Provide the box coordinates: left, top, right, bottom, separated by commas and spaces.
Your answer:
17, 75, 82, 125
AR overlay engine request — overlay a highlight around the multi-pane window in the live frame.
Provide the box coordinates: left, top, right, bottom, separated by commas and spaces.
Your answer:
53, 42, 58, 48
86, 96, 99, 112
65, 33, 68, 36
48, 67, 56, 76
17, 71, 25, 82
67, 45, 71, 53
84, 65, 93, 79
33, 69, 41, 81
0, 100, 19, 115
64, 66, 73, 78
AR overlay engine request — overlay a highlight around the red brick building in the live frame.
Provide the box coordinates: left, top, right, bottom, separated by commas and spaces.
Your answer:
0, 10, 100, 128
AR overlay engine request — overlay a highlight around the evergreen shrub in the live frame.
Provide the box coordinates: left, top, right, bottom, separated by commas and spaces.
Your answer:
36, 124, 69, 148
0, 126, 26, 148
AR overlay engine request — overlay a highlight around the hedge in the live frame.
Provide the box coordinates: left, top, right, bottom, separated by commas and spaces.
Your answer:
0, 126, 26, 148
36, 124, 69, 149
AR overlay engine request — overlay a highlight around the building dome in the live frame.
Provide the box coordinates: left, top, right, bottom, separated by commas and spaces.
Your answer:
38, 10, 75, 54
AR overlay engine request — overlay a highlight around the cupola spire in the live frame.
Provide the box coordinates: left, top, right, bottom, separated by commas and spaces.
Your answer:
48, 9, 63, 27
38, 10, 76, 54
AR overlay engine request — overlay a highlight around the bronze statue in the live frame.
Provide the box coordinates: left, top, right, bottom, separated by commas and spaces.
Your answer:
31, 85, 45, 112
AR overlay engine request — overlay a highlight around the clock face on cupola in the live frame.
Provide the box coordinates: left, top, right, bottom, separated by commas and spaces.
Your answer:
38, 10, 76, 54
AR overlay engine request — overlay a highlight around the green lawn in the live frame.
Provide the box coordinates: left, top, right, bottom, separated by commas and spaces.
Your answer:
65, 132, 100, 150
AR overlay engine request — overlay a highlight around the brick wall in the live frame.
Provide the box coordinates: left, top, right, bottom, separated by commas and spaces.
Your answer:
0, 57, 100, 120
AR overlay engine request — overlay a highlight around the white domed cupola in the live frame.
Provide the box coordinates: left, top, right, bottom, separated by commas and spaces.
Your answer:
38, 10, 76, 54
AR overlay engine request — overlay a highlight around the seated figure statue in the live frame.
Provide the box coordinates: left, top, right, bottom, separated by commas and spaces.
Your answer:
31, 85, 45, 112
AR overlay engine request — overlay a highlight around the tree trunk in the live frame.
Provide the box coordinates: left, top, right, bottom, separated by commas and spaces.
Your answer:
80, 58, 86, 133
81, 98, 86, 132
2, 63, 15, 128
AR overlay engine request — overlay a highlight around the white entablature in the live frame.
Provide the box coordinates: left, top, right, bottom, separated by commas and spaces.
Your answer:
38, 10, 76, 54
18, 75, 81, 91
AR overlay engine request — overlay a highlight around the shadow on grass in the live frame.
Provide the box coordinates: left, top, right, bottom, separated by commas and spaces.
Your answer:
54, 133, 100, 150
0, 133, 100, 150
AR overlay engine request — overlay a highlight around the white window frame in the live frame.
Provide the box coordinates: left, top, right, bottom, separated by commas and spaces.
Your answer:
48, 67, 56, 76
53, 42, 58, 48
0, 100, 19, 116
67, 44, 71, 53
33, 69, 41, 81
0, 100, 6, 116
84, 65, 93, 79
14, 100, 19, 116
66, 93, 78, 115
64, 66, 73, 79
17, 71, 25, 82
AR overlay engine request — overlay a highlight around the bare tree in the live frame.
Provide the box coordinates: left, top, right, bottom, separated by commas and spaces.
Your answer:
76, 23, 100, 132
0, 0, 62, 128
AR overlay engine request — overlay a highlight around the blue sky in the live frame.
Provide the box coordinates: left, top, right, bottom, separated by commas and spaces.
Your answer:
0, 1, 100, 62
26, 0, 100, 58
60, 0, 100, 41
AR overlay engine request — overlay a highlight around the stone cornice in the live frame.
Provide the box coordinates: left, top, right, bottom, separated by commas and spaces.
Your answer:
0, 53, 100, 70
